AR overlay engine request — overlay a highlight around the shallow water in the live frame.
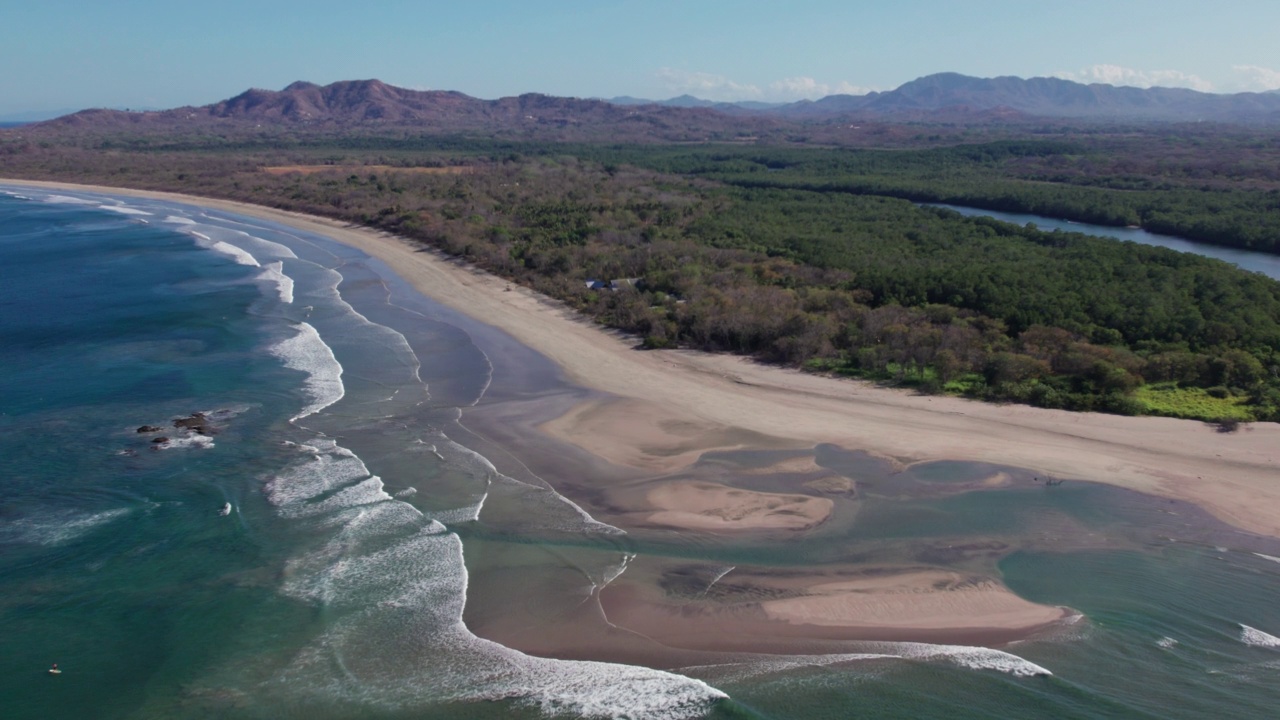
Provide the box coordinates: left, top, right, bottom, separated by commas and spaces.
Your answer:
3, 187, 1280, 719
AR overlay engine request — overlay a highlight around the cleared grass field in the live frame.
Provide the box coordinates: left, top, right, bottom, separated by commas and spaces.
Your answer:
1135, 383, 1255, 422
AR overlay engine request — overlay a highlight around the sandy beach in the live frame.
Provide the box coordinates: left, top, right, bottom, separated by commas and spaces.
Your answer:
7, 178, 1280, 651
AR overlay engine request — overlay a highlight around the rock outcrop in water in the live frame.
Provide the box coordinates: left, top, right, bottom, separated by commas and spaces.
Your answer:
174, 412, 219, 436
128, 409, 239, 453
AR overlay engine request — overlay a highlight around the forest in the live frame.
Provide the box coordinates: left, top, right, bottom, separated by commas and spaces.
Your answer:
2, 126, 1279, 422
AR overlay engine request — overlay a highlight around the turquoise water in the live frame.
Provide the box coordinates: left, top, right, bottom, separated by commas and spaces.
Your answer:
3, 187, 1280, 719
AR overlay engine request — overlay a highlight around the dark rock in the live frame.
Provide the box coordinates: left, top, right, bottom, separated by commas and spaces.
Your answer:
136, 425, 163, 433
173, 413, 208, 430
152, 437, 169, 444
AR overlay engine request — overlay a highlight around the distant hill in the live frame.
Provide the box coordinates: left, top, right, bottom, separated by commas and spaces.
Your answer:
777, 72, 1280, 123
33, 80, 783, 142
0, 106, 160, 123
23, 74, 1280, 140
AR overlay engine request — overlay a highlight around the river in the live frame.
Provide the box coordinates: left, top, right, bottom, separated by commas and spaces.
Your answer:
927, 204, 1280, 282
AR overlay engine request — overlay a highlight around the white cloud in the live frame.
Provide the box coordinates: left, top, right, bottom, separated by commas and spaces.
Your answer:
1231, 65, 1280, 92
655, 68, 762, 101
1054, 64, 1214, 92
768, 77, 874, 100
656, 68, 872, 102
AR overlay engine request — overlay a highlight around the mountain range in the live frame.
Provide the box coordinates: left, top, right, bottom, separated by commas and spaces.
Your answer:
782, 73, 1280, 122
26, 73, 1280, 138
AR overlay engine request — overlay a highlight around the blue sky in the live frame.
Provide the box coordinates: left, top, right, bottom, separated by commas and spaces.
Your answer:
3, 0, 1279, 115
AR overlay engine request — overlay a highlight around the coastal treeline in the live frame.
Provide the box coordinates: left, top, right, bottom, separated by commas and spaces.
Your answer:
3, 131, 1279, 421
571, 138, 1280, 254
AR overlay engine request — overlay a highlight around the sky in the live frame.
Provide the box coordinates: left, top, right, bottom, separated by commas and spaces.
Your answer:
3, 0, 1280, 117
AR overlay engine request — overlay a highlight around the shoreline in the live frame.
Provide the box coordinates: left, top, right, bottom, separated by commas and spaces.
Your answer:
6, 179, 1274, 536
6, 178, 1280, 651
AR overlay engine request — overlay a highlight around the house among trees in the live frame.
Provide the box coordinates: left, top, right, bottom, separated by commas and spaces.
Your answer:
584, 278, 643, 291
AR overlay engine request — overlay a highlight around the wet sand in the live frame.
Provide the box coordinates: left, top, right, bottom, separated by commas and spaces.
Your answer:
597, 566, 1072, 651
619, 480, 834, 533
7, 178, 1280, 651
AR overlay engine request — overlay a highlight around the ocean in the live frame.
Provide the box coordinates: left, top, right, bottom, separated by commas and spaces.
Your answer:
2, 186, 1280, 719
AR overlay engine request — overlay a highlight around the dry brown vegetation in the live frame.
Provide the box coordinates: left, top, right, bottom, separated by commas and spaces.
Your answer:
261, 164, 474, 176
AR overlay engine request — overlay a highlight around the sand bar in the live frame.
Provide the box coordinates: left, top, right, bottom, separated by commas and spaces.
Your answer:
5, 179, 1279, 542
759, 571, 1067, 631
639, 480, 834, 533
597, 566, 1072, 651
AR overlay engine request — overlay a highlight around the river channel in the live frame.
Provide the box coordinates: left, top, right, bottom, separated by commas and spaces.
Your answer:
928, 203, 1280, 282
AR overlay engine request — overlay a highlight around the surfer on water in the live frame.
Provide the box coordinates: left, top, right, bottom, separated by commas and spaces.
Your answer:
49, 663, 60, 675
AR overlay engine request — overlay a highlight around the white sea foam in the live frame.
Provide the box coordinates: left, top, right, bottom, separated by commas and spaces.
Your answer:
279, 526, 726, 718
265, 445, 370, 509
40, 194, 97, 205
98, 204, 153, 216
157, 434, 215, 450
686, 643, 1051, 680
872, 642, 1052, 677
268, 322, 344, 420
259, 261, 295, 303
260, 437, 724, 718
185, 231, 261, 267
183, 226, 298, 268
5, 508, 131, 546
501, 659, 727, 719
295, 477, 393, 519
211, 240, 260, 266
676, 653, 899, 685
1240, 624, 1280, 648
1157, 636, 1179, 649
189, 225, 298, 260
231, 230, 298, 259
1253, 552, 1280, 565
163, 215, 198, 225
275, 263, 429, 417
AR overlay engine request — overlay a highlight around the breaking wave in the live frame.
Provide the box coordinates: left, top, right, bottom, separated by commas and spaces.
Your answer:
869, 642, 1052, 677
259, 261, 295, 303
40, 194, 97, 205
268, 323, 344, 420
264, 438, 724, 718
193, 234, 261, 267
97, 204, 152, 216
1240, 624, 1280, 648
